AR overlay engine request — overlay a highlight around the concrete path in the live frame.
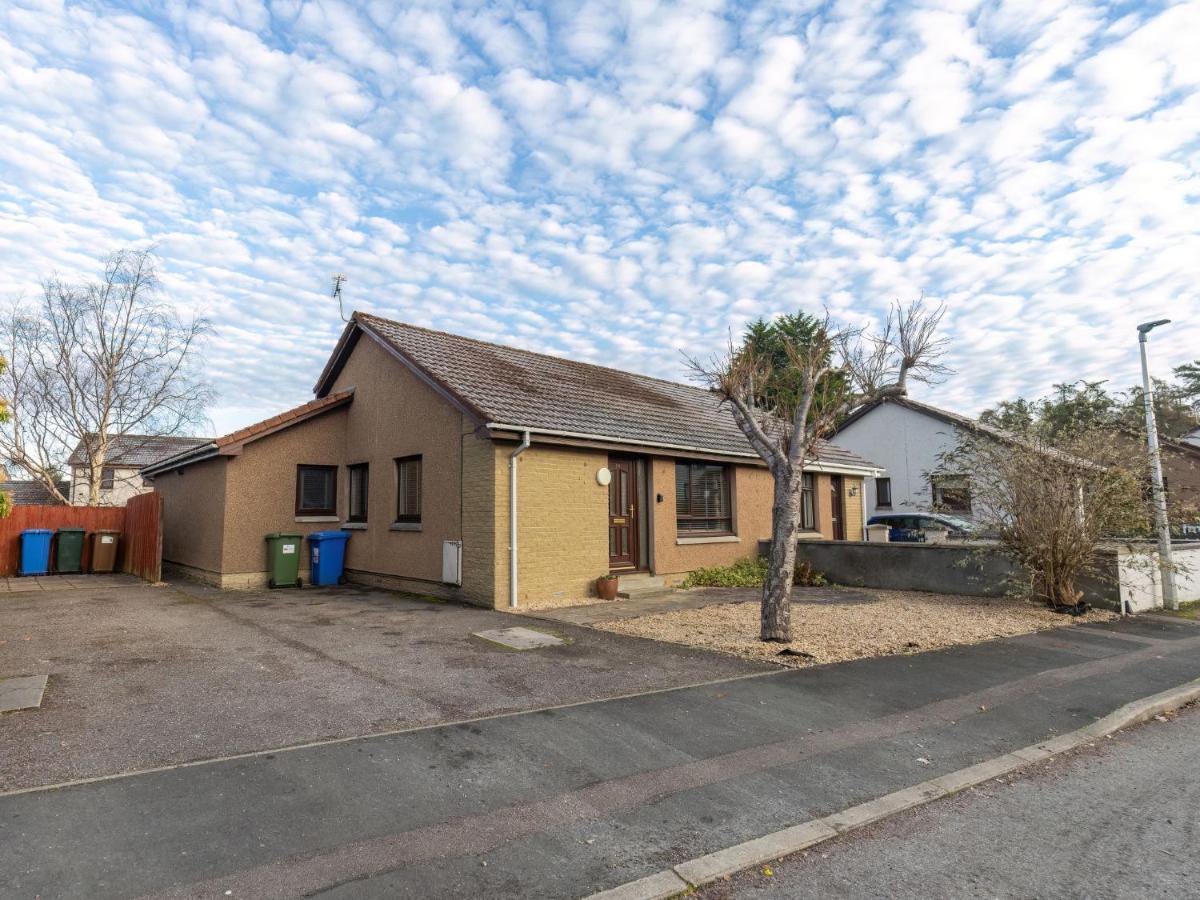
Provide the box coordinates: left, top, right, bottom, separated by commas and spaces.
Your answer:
525, 586, 875, 626
0, 573, 142, 593
701, 701, 1200, 899
5, 614, 1200, 899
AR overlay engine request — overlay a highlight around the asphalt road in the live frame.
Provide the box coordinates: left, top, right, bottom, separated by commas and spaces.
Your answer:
703, 703, 1200, 899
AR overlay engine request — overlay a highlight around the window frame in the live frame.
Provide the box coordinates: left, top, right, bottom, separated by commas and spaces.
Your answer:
800, 472, 817, 531
876, 476, 893, 508
100, 467, 116, 490
931, 473, 972, 514
347, 462, 369, 524
675, 460, 735, 536
394, 455, 422, 524
295, 464, 338, 517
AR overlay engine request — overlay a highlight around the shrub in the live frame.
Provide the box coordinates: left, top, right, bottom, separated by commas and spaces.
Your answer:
681, 556, 768, 588
794, 561, 828, 587
681, 556, 830, 589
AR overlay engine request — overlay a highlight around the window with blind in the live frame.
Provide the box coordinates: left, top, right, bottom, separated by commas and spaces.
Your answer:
347, 463, 368, 523
675, 461, 733, 534
801, 472, 817, 530
296, 465, 337, 516
395, 456, 422, 523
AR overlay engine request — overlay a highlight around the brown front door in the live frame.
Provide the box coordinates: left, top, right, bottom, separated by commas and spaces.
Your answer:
830, 475, 845, 540
608, 457, 638, 570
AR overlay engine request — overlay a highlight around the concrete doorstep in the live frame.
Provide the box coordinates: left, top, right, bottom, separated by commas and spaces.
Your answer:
582, 677, 1200, 900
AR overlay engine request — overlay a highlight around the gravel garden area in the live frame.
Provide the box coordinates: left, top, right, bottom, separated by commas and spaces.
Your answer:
593, 589, 1118, 668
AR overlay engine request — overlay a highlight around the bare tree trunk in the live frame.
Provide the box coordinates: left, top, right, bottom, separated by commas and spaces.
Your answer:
761, 465, 801, 642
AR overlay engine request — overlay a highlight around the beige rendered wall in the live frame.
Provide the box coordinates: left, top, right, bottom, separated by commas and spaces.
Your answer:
218, 406, 349, 587
652, 465, 867, 583
154, 458, 228, 580
325, 335, 467, 592
495, 442, 609, 608
651, 459, 774, 580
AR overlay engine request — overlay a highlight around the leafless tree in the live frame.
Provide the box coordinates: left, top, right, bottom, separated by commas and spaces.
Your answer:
0, 250, 212, 504
689, 300, 949, 642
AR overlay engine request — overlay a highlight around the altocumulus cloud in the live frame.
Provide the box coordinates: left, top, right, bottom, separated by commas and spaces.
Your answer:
0, 0, 1197, 434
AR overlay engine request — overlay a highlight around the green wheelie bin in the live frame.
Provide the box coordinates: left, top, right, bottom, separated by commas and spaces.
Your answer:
265, 533, 303, 588
55, 527, 86, 574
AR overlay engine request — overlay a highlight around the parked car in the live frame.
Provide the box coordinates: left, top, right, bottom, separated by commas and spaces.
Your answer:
868, 513, 977, 543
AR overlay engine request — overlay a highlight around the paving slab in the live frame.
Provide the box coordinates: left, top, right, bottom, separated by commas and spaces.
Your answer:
472, 626, 566, 649
0, 675, 48, 712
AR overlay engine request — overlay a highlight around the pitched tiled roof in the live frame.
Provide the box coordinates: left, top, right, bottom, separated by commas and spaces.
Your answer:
0, 480, 69, 505
68, 434, 211, 468
322, 313, 880, 471
142, 389, 355, 476
216, 389, 355, 451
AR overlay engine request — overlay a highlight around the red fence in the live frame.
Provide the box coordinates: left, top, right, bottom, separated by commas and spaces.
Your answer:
0, 491, 162, 580
122, 491, 162, 582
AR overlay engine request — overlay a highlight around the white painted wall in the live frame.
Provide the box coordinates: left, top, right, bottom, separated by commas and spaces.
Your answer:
70, 465, 149, 507
833, 402, 966, 519
1114, 544, 1200, 611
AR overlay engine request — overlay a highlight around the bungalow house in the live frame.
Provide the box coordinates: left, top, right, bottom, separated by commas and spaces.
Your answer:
69, 434, 211, 506
143, 313, 882, 607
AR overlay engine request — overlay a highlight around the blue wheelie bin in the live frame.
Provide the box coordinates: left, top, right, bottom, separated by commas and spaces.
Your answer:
308, 531, 351, 586
19, 529, 54, 576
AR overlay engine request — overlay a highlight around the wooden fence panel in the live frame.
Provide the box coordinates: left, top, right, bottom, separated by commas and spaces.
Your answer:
0, 493, 162, 580
122, 491, 162, 582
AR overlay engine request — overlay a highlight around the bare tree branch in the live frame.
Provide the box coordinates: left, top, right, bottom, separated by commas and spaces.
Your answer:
0, 250, 213, 505
687, 299, 950, 642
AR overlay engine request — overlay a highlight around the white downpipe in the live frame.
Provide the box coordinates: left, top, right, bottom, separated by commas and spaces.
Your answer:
509, 430, 531, 609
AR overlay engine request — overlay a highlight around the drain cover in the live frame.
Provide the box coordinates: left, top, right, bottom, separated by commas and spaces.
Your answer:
0, 674, 48, 712
472, 627, 564, 650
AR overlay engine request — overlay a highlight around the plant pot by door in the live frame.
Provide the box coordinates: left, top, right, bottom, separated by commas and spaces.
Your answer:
596, 576, 619, 601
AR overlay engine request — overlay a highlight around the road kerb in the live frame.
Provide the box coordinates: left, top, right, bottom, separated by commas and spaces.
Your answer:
583, 869, 690, 900
580, 676, 1200, 900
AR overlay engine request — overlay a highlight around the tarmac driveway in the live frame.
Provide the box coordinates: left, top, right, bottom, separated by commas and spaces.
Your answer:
0, 580, 767, 791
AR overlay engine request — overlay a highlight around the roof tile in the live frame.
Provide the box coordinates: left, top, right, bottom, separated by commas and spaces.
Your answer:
355, 313, 879, 470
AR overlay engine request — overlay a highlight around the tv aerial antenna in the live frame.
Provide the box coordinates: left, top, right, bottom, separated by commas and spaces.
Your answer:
331, 273, 348, 322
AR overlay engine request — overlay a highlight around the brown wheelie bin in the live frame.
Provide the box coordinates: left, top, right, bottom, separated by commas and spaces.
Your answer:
90, 530, 121, 573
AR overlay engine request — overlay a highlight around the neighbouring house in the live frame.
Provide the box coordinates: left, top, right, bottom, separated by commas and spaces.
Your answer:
69, 434, 211, 506
1182, 426, 1200, 449
832, 397, 996, 523
834, 396, 1200, 531
0, 479, 69, 506
143, 312, 882, 606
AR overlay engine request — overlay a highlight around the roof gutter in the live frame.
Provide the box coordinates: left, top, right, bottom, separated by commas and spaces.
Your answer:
141, 442, 220, 477
485, 423, 883, 476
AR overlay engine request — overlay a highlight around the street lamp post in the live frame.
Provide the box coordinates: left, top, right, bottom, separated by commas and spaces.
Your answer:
1137, 319, 1178, 611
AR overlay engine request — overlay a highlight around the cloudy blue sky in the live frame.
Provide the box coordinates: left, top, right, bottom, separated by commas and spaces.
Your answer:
1, 0, 1197, 437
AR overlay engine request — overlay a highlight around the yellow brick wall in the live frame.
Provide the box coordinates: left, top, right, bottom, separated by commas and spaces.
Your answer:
460, 427, 500, 607
493, 442, 609, 607
842, 475, 864, 539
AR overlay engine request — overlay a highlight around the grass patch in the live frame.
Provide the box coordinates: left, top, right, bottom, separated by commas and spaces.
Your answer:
1165, 600, 1200, 620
